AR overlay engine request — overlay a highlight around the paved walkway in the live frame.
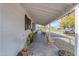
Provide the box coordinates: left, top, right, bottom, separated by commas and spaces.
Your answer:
28, 32, 59, 56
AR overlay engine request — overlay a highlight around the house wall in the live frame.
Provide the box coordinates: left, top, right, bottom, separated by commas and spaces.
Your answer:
32, 23, 35, 31
0, 4, 2, 56
0, 3, 32, 56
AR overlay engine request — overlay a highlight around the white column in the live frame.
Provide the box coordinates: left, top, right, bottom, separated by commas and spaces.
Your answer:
48, 24, 51, 39
75, 4, 79, 56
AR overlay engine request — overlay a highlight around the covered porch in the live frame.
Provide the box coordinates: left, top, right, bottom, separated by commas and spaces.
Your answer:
0, 3, 78, 56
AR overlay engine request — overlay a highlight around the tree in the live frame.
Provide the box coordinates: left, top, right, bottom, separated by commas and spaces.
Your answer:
60, 13, 75, 29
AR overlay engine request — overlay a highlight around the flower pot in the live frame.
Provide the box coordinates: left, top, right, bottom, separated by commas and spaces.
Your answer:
21, 51, 28, 56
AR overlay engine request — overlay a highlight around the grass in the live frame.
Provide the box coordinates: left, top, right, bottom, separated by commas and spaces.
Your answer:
51, 29, 63, 33
40, 28, 63, 34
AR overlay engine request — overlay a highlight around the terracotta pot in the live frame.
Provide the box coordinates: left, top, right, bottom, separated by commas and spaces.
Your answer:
21, 51, 28, 56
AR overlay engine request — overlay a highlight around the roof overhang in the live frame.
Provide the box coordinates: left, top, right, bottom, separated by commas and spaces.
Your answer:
21, 3, 76, 25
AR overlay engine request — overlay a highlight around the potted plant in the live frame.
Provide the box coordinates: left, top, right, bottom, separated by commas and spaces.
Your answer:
20, 38, 29, 56
29, 32, 35, 44
26, 37, 30, 46
21, 46, 28, 56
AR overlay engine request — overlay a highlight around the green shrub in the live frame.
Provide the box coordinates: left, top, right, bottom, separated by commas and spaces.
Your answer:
20, 32, 36, 54
29, 33, 34, 43
26, 37, 30, 46
29, 32, 36, 43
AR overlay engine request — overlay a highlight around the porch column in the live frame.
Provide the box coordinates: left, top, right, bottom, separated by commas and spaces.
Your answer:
48, 24, 51, 40
75, 4, 79, 56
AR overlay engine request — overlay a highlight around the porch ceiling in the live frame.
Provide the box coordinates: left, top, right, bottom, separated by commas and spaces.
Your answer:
21, 3, 76, 25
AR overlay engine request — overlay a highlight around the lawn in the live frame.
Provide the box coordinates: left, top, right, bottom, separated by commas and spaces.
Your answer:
40, 28, 63, 34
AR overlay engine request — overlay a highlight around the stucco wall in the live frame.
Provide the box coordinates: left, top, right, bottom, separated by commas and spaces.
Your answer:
0, 4, 31, 56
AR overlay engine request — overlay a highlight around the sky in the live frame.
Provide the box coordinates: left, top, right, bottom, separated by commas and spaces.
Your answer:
50, 20, 60, 28
36, 20, 60, 29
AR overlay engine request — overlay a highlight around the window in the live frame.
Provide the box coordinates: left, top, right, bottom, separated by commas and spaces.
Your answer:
25, 14, 31, 30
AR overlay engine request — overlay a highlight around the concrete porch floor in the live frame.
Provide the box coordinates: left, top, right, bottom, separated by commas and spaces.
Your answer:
28, 32, 59, 56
